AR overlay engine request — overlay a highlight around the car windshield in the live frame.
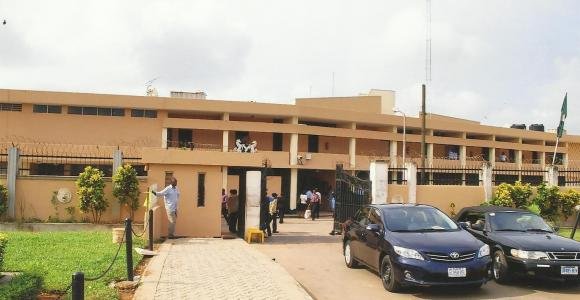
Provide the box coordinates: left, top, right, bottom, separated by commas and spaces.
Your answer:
384, 206, 458, 232
489, 212, 553, 232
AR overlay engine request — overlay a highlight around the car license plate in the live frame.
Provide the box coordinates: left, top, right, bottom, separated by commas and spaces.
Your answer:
448, 267, 467, 278
561, 266, 579, 275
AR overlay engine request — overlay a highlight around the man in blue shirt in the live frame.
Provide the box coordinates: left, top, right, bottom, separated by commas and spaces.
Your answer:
152, 177, 180, 239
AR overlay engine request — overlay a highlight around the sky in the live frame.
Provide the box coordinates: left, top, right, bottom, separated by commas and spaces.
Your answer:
1, 0, 579, 134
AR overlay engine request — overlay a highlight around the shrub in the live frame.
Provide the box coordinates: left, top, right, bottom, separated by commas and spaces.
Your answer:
0, 184, 7, 217
511, 181, 533, 208
526, 203, 541, 215
533, 183, 561, 223
0, 233, 6, 271
0, 273, 43, 300
559, 189, 580, 220
490, 183, 515, 207
113, 164, 140, 220
76, 166, 108, 223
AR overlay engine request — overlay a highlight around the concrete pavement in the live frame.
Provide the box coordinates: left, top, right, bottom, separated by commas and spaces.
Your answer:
134, 237, 312, 300
252, 217, 580, 300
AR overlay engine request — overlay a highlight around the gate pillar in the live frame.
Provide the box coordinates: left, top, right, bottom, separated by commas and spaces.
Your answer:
370, 161, 388, 204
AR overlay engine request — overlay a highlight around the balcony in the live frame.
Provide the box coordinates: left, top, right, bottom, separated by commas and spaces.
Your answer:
296, 152, 349, 170
142, 148, 290, 168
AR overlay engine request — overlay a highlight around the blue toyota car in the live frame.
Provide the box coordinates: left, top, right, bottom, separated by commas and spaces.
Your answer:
343, 204, 492, 292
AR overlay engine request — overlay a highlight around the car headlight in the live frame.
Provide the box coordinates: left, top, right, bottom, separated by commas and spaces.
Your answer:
478, 244, 490, 258
510, 249, 549, 260
394, 246, 424, 260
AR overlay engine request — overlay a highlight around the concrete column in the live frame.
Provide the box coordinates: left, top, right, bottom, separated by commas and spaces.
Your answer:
489, 148, 496, 167
222, 113, 229, 152
161, 128, 168, 149
245, 171, 262, 235
481, 162, 493, 203
389, 132, 398, 168
349, 137, 356, 169
111, 149, 123, 221
370, 161, 388, 204
547, 165, 559, 186
460, 145, 467, 167
7, 147, 18, 219
563, 153, 569, 169
427, 144, 434, 167
540, 151, 546, 168
289, 168, 298, 210
290, 134, 298, 165
406, 162, 417, 204
222, 166, 228, 190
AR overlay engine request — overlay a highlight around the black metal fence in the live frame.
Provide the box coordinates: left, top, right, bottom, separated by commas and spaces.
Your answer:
333, 164, 371, 234
559, 169, 580, 186
418, 167, 481, 186
0, 147, 7, 175
492, 168, 547, 186
388, 167, 407, 185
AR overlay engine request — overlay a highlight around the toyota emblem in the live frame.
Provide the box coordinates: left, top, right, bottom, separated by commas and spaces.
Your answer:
449, 252, 460, 259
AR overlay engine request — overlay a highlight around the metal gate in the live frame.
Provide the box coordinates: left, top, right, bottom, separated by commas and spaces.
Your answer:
332, 164, 371, 234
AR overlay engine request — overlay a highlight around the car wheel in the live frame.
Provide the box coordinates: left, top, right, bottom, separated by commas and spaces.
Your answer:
492, 250, 511, 284
344, 240, 358, 268
380, 255, 402, 292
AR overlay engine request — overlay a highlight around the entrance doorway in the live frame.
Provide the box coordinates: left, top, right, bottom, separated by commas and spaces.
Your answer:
298, 169, 336, 211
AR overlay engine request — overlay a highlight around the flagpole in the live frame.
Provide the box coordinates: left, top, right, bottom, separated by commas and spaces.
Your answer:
552, 137, 559, 166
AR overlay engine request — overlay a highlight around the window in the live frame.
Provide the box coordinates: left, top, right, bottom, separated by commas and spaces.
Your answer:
273, 132, 283, 151
34, 105, 62, 114
131, 109, 145, 117
68, 106, 83, 114
144, 110, 157, 118
308, 135, 319, 153
197, 173, 206, 207
0, 103, 22, 111
67, 106, 124, 116
131, 109, 157, 118
112, 108, 125, 116
354, 207, 370, 226
369, 209, 383, 227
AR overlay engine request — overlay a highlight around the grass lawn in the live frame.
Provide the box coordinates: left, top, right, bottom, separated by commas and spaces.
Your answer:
3, 231, 144, 299
559, 228, 580, 241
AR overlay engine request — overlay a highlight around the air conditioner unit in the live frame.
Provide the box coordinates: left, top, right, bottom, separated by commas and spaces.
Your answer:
305, 153, 312, 160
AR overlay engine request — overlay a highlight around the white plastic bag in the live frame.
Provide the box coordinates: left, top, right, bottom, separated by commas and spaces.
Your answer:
304, 209, 312, 219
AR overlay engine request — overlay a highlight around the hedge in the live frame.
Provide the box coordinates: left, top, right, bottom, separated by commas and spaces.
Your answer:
0, 273, 43, 300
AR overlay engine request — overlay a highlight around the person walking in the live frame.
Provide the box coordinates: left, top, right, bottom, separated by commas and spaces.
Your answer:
311, 188, 321, 221
270, 193, 279, 233
261, 193, 273, 237
226, 189, 239, 233
152, 177, 180, 239
221, 188, 228, 223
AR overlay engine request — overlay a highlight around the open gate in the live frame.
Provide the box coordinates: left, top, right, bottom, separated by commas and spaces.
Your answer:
332, 164, 371, 234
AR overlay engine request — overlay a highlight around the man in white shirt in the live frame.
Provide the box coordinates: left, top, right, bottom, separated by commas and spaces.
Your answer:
152, 177, 180, 239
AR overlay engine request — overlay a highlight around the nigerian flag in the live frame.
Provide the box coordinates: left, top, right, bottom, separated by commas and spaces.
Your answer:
557, 93, 567, 138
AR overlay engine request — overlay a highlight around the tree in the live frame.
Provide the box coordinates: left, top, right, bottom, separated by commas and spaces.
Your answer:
113, 164, 140, 220
76, 166, 108, 223
0, 184, 7, 218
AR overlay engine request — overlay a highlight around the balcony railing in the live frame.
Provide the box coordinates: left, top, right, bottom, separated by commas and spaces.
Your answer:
166, 141, 222, 151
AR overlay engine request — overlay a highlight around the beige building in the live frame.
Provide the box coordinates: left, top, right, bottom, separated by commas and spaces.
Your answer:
0, 88, 578, 237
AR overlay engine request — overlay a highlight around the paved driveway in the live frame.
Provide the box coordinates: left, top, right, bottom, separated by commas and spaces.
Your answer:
252, 217, 580, 300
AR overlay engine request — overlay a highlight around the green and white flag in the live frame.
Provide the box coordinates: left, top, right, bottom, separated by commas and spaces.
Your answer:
557, 93, 567, 138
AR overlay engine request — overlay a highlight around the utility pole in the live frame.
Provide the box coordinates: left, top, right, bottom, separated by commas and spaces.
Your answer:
421, 84, 426, 184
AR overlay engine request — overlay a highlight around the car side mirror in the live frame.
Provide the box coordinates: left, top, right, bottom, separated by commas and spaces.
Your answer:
366, 224, 381, 232
458, 222, 470, 230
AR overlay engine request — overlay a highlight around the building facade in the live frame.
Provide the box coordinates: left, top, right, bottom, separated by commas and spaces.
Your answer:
1, 88, 579, 237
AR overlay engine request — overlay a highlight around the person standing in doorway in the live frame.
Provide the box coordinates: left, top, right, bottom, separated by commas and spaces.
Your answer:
311, 188, 321, 220
278, 193, 285, 224
221, 188, 228, 223
270, 193, 279, 233
261, 192, 273, 237
152, 177, 180, 239
227, 189, 239, 233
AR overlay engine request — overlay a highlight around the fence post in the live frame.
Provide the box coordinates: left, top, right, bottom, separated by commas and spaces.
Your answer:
148, 209, 154, 251
71, 272, 84, 300
125, 218, 134, 281
406, 162, 417, 204
370, 161, 388, 204
481, 162, 493, 202
547, 165, 559, 186
6, 147, 19, 219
